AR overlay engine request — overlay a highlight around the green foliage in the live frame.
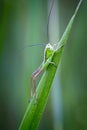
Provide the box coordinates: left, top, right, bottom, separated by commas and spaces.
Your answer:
19, 1, 83, 130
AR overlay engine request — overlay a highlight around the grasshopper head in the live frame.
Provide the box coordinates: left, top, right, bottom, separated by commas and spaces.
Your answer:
45, 43, 53, 51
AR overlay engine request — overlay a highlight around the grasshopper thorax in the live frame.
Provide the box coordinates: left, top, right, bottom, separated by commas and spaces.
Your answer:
44, 43, 54, 63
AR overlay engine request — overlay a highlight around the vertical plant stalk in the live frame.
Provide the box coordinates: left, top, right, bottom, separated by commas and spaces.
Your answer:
19, 1, 83, 130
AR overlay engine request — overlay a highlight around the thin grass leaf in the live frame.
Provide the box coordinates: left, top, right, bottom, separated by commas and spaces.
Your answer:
19, 1, 83, 130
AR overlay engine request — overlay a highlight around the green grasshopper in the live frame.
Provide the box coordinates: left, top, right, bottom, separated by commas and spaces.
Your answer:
30, 0, 55, 101
30, 43, 63, 100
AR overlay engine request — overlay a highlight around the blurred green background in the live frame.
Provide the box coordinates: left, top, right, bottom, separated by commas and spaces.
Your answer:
0, 0, 86, 130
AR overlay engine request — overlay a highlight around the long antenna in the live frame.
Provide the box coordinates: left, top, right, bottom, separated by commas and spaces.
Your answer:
18, 43, 46, 53
47, 0, 55, 43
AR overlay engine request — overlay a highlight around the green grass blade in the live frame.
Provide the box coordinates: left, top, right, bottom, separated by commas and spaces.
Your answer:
19, 1, 82, 130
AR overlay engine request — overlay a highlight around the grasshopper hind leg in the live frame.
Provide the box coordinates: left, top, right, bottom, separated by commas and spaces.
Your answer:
29, 67, 42, 103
